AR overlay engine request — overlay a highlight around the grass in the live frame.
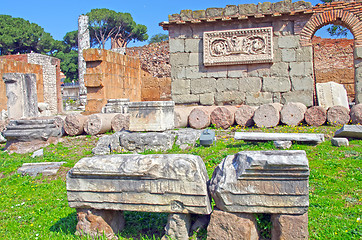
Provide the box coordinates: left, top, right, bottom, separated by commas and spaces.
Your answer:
0, 125, 361, 239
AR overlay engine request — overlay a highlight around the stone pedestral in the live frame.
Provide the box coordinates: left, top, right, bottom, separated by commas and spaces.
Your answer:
102, 99, 130, 113
3, 73, 38, 119
128, 101, 175, 131
209, 150, 309, 239
67, 154, 211, 239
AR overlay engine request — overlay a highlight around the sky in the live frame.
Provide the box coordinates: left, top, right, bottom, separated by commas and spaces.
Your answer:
0, 0, 353, 47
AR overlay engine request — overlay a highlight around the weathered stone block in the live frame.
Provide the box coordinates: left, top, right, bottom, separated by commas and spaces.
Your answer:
206, 8, 224, 18
245, 92, 273, 105
190, 78, 216, 94
278, 35, 299, 49
293, 1, 312, 10
331, 137, 349, 147
163, 213, 191, 240
248, 63, 271, 77
224, 5, 238, 16
238, 3, 257, 15
171, 79, 190, 95
188, 53, 202, 66
171, 66, 186, 79
66, 154, 212, 214
296, 46, 313, 62
258, 2, 272, 12
239, 77, 262, 92
192, 10, 206, 19
270, 62, 289, 77
262, 77, 291, 92
215, 91, 245, 105
17, 162, 66, 177
334, 125, 362, 139
180, 10, 193, 21
227, 65, 248, 78
216, 78, 238, 92
200, 93, 215, 105
185, 39, 202, 53
291, 76, 314, 91
206, 66, 227, 78
169, 38, 185, 53
271, 213, 309, 240
272, 0, 293, 14
170, 52, 189, 67
118, 131, 175, 152
289, 62, 313, 77
316, 82, 349, 110
172, 94, 199, 104
128, 101, 174, 131
281, 91, 313, 107
185, 66, 206, 79
281, 49, 296, 62
209, 150, 309, 214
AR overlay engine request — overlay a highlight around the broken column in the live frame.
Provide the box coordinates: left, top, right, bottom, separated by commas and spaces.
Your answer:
280, 102, 307, 126
66, 154, 212, 239
253, 103, 282, 128
64, 113, 88, 136
304, 106, 326, 126
210, 106, 237, 129
209, 150, 310, 239
3, 73, 38, 119
78, 15, 90, 106
350, 103, 362, 124
188, 106, 216, 129
111, 113, 130, 132
84, 113, 118, 135
326, 105, 350, 126
234, 105, 256, 127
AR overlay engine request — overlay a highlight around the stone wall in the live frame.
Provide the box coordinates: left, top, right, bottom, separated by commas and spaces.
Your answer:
0, 58, 43, 112
83, 49, 171, 114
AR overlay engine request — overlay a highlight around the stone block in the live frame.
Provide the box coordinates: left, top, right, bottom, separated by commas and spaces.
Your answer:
296, 46, 313, 62
316, 82, 349, 110
168, 14, 180, 22
190, 78, 216, 94
3, 73, 38, 119
168, 128, 203, 149
291, 76, 314, 91
331, 137, 349, 147
227, 65, 248, 78
245, 92, 273, 105
224, 5, 238, 16
293, 1, 312, 10
281, 49, 296, 62
354, 47, 362, 59
192, 10, 206, 19
274, 140, 292, 149
238, 3, 257, 15
180, 10, 193, 21
350, 103, 362, 124
172, 94, 199, 104
278, 35, 300, 49
206, 66, 227, 78
270, 62, 289, 77
235, 132, 324, 144
118, 131, 175, 152
188, 53, 202, 66
171, 66, 186, 79
248, 63, 271, 77
271, 213, 309, 240
185, 39, 202, 53
199, 93, 215, 105
185, 66, 206, 79
171, 79, 190, 95
215, 91, 245, 105
262, 77, 291, 92
163, 213, 191, 240
102, 99, 129, 113
258, 2, 272, 12
289, 62, 313, 77
216, 78, 238, 92
207, 210, 259, 240
209, 150, 310, 214
128, 101, 174, 131
281, 91, 313, 107
17, 161, 66, 177
170, 52, 189, 67
206, 8, 224, 18
66, 154, 212, 214
239, 77, 262, 92
272, 0, 293, 13
334, 125, 362, 139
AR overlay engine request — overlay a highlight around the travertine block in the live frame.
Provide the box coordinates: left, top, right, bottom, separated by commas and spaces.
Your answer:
271, 213, 309, 240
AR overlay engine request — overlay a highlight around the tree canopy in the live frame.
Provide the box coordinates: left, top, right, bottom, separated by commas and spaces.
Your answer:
86, 8, 148, 49
0, 15, 60, 55
149, 33, 169, 44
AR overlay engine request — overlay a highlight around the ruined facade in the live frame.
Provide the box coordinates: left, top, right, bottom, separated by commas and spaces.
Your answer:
160, 0, 362, 106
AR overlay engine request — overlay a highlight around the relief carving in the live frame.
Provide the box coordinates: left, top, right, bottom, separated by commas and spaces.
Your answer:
203, 27, 273, 66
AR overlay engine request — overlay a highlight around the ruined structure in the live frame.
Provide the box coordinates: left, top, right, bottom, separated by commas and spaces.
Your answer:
78, 15, 91, 106
160, 0, 362, 106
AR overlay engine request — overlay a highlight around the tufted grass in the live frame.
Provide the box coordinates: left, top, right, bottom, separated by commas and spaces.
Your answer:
0, 125, 361, 239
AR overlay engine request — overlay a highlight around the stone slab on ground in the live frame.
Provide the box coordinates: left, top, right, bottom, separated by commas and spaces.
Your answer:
316, 81, 349, 110
209, 150, 309, 214
235, 132, 324, 144
67, 154, 212, 214
31, 149, 44, 158
4, 137, 62, 154
273, 140, 292, 149
334, 125, 362, 139
331, 138, 349, 147
17, 161, 66, 177
207, 209, 259, 240
271, 213, 309, 240
168, 128, 202, 150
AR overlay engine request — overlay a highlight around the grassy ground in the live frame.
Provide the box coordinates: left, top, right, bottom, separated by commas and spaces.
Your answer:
0, 125, 361, 239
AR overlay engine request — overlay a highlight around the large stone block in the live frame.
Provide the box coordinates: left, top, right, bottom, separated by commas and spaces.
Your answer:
270, 62, 289, 77
296, 46, 313, 62
172, 94, 199, 104
334, 125, 362, 139
172, 79, 190, 95
316, 82, 349, 110
281, 91, 313, 107
206, 66, 227, 78
66, 154, 212, 214
278, 36, 299, 49
216, 78, 239, 92
227, 65, 248, 78
262, 77, 291, 92
188, 53, 202, 66
271, 213, 309, 240
247, 63, 271, 77
185, 39, 202, 53
185, 66, 206, 79
128, 101, 174, 131
171, 66, 186, 79
118, 131, 175, 152
170, 52, 189, 67
238, 4, 257, 15
190, 78, 216, 94
281, 49, 296, 62
215, 91, 245, 105
169, 38, 185, 53
200, 93, 215, 105
291, 76, 314, 91
209, 150, 309, 214
245, 92, 273, 105
289, 62, 313, 77
239, 77, 262, 92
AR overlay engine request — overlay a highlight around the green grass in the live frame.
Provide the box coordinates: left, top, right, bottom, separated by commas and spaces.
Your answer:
0, 125, 361, 239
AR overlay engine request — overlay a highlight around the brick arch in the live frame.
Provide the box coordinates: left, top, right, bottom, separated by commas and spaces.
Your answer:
300, 9, 362, 46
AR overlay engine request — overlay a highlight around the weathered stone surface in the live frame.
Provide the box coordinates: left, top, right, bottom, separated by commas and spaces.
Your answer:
235, 132, 324, 144
128, 101, 174, 131
84, 113, 117, 135
54, 116, 66, 136
234, 105, 256, 127
331, 137, 349, 147
291, 76, 314, 91
174, 106, 197, 128
163, 213, 191, 240
188, 107, 216, 129
64, 114, 88, 136
102, 99, 130, 113
281, 91, 313, 107
0, 133, 6, 144
31, 149, 44, 158
75, 208, 124, 240
210, 106, 237, 129
334, 125, 362, 139
207, 209, 259, 240
111, 113, 130, 132
3, 73, 38, 119
168, 128, 202, 150
253, 103, 282, 128
273, 140, 292, 149
78, 15, 90, 105
17, 161, 66, 177
304, 106, 326, 126
271, 213, 309, 240
209, 151, 309, 214
278, 35, 299, 49
316, 82, 349, 110
245, 92, 273, 106
4, 137, 62, 154
327, 105, 350, 126
350, 103, 362, 124
67, 154, 212, 214
92, 132, 123, 155
280, 102, 307, 126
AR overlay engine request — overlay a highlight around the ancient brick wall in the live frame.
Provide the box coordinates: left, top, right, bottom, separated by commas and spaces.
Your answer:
312, 36, 355, 101
83, 49, 171, 114
0, 58, 44, 112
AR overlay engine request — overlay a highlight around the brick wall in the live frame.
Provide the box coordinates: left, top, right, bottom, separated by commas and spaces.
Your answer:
83, 49, 171, 114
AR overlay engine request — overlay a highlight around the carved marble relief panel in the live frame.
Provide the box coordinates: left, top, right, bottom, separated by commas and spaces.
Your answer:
203, 27, 273, 66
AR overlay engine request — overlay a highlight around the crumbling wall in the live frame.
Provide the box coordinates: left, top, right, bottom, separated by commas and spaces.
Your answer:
83, 49, 171, 114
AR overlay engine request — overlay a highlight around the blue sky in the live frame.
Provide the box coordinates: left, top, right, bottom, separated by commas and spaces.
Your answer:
1, 0, 353, 47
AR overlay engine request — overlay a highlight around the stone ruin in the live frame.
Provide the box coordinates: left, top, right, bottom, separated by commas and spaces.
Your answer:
66, 150, 310, 239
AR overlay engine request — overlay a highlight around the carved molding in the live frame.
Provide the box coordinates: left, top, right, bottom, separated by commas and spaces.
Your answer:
203, 27, 273, 66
